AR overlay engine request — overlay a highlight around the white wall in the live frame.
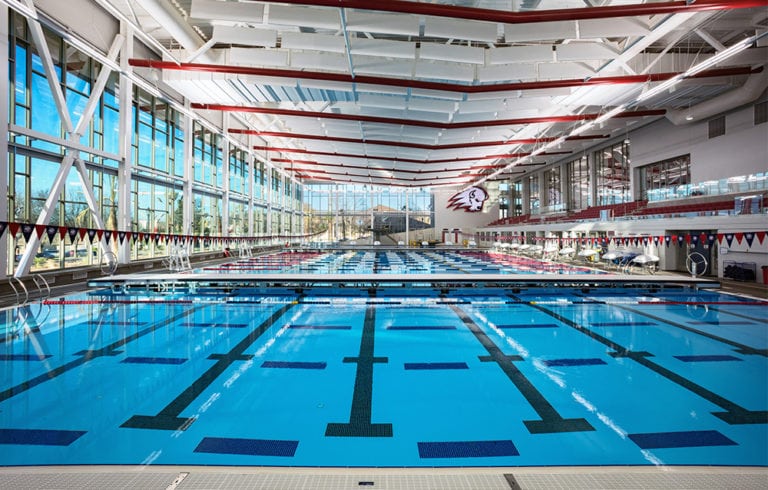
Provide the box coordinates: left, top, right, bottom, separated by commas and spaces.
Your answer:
433, 187, 498, 242
630, 103, 768, 183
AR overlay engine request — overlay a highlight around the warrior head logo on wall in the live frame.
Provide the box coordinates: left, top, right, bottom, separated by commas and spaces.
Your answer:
448, 186, 488, 212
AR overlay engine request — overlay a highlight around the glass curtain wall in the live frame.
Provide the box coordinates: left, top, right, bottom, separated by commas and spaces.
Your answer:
639, 154, 691, 201
5, 11, 299, 274
304, 185, 434, 243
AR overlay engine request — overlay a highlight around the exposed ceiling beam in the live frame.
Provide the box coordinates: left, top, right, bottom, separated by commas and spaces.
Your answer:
252, 0, 768, 24
197, 104, 665, 129
130, 60, 756, 95
233, 129, 608, 150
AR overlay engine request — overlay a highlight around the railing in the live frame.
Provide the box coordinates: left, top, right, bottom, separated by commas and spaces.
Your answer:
163, 244, 191, 272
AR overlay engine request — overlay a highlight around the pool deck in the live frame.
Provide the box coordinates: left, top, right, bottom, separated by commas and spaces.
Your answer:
0, 464, 765, 489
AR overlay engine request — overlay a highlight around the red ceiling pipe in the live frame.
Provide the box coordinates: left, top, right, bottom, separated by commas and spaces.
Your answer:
197, 104, 665, 129
254, 145, 568, 164
256, 0, 767, 24
295, 166, 486, 183
273, 159, 508, 174
130, 59, 756, 95
233, 129, 607, 150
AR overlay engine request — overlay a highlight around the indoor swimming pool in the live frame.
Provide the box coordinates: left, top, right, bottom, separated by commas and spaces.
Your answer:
202, 250, 603, 275
0, 277, 766, 468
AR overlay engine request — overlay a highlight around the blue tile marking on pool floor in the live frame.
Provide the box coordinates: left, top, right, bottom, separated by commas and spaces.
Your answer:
674, 355, 742, 362
0, 428, 86, 446
542, 358, 607, 367
628, 430, 737, 449
590, 322, 656, 327
404, 362, 469, 370
418, 440, 519, 458
194, 437, 298, 457
386, 325, 456, 330
261, 361, 326, 369
181, 322, 248, 328
496, 323, 559, 329
688, 321, 755, 326
0, 354, 51, 361
288, 324, 351, 330
121, 357, 188, 365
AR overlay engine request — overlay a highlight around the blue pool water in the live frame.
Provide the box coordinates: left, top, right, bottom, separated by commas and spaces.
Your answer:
0, 281, 766, 468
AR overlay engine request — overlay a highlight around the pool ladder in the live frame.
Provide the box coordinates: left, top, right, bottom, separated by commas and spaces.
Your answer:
8, 274, 51, 306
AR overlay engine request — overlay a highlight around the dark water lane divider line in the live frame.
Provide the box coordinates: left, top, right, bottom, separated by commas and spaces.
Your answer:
530, 303, 768, 425
122, 302, 297, 431
326, 304, 392, 437
612, 304, 767, 357
0, 304, 204, 404
448, 304, 594, 434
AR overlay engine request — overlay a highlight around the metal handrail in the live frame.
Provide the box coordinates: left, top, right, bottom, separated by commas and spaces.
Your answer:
32, 274, 51, 301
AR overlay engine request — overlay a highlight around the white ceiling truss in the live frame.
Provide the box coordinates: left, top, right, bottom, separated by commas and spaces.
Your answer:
108, 0, 767, 188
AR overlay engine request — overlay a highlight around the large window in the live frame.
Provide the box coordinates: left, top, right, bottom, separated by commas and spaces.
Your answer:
595, 140, 630, 205
528, 174, 540, 213
568, 155, 590, 210
543, 167, 562, 212
639, 154, 691, 201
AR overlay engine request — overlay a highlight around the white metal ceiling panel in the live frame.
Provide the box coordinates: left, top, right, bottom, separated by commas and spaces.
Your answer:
415, 60, 475, 82
419, 43, 485, 64
555, 42, 617, 61
190, 0, 264, 23
504, 21, 577, 42
477, 63, 537, 82
346, 12, 420, 36
425, 17, 498, 43
213, 26, 277, 47
354, 59, 415, 77
267, 4, 340, 30
578, 18, 650, 38
280, 32, 346, 53
290, 52, 349, 71
406, 97, 457, 114
357, 94, 408, 111
490, 45, 552, 64
538, 62, 595, 79
227, 47, 288, 67
456, 99, 504, 114
355, 84, 409, 96
350, 38, 416, 59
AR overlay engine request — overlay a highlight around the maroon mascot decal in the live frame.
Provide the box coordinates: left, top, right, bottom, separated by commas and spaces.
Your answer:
448, 186, 488, 212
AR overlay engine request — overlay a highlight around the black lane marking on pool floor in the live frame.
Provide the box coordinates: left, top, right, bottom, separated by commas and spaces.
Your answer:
326, 305, 392, 437
418, 440, 519, 458
0, 305, 203, 403
449, 304, 594, 435
404, 362, 469, 370
0, 428, 86, 446
531, 303, 768, 425
702, 305, 768, 324
122, 302, 297, 431
613, 304, 767, 357
628, 430, 737, 449
194, 436, 298, 457
261, 361, 326, 369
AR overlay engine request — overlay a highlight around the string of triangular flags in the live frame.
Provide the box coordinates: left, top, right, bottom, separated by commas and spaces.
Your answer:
0, 221, 317, 247
477, 231, 768, 248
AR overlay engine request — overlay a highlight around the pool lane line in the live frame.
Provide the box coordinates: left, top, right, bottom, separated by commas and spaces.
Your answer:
610, 304, 767, 358
0, 303, 204, 404
448, 304, 595, 435
697, 304, 768, 325
530, 303, 768, 425
326, 304, 393, 437
122, 301, 298, 431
